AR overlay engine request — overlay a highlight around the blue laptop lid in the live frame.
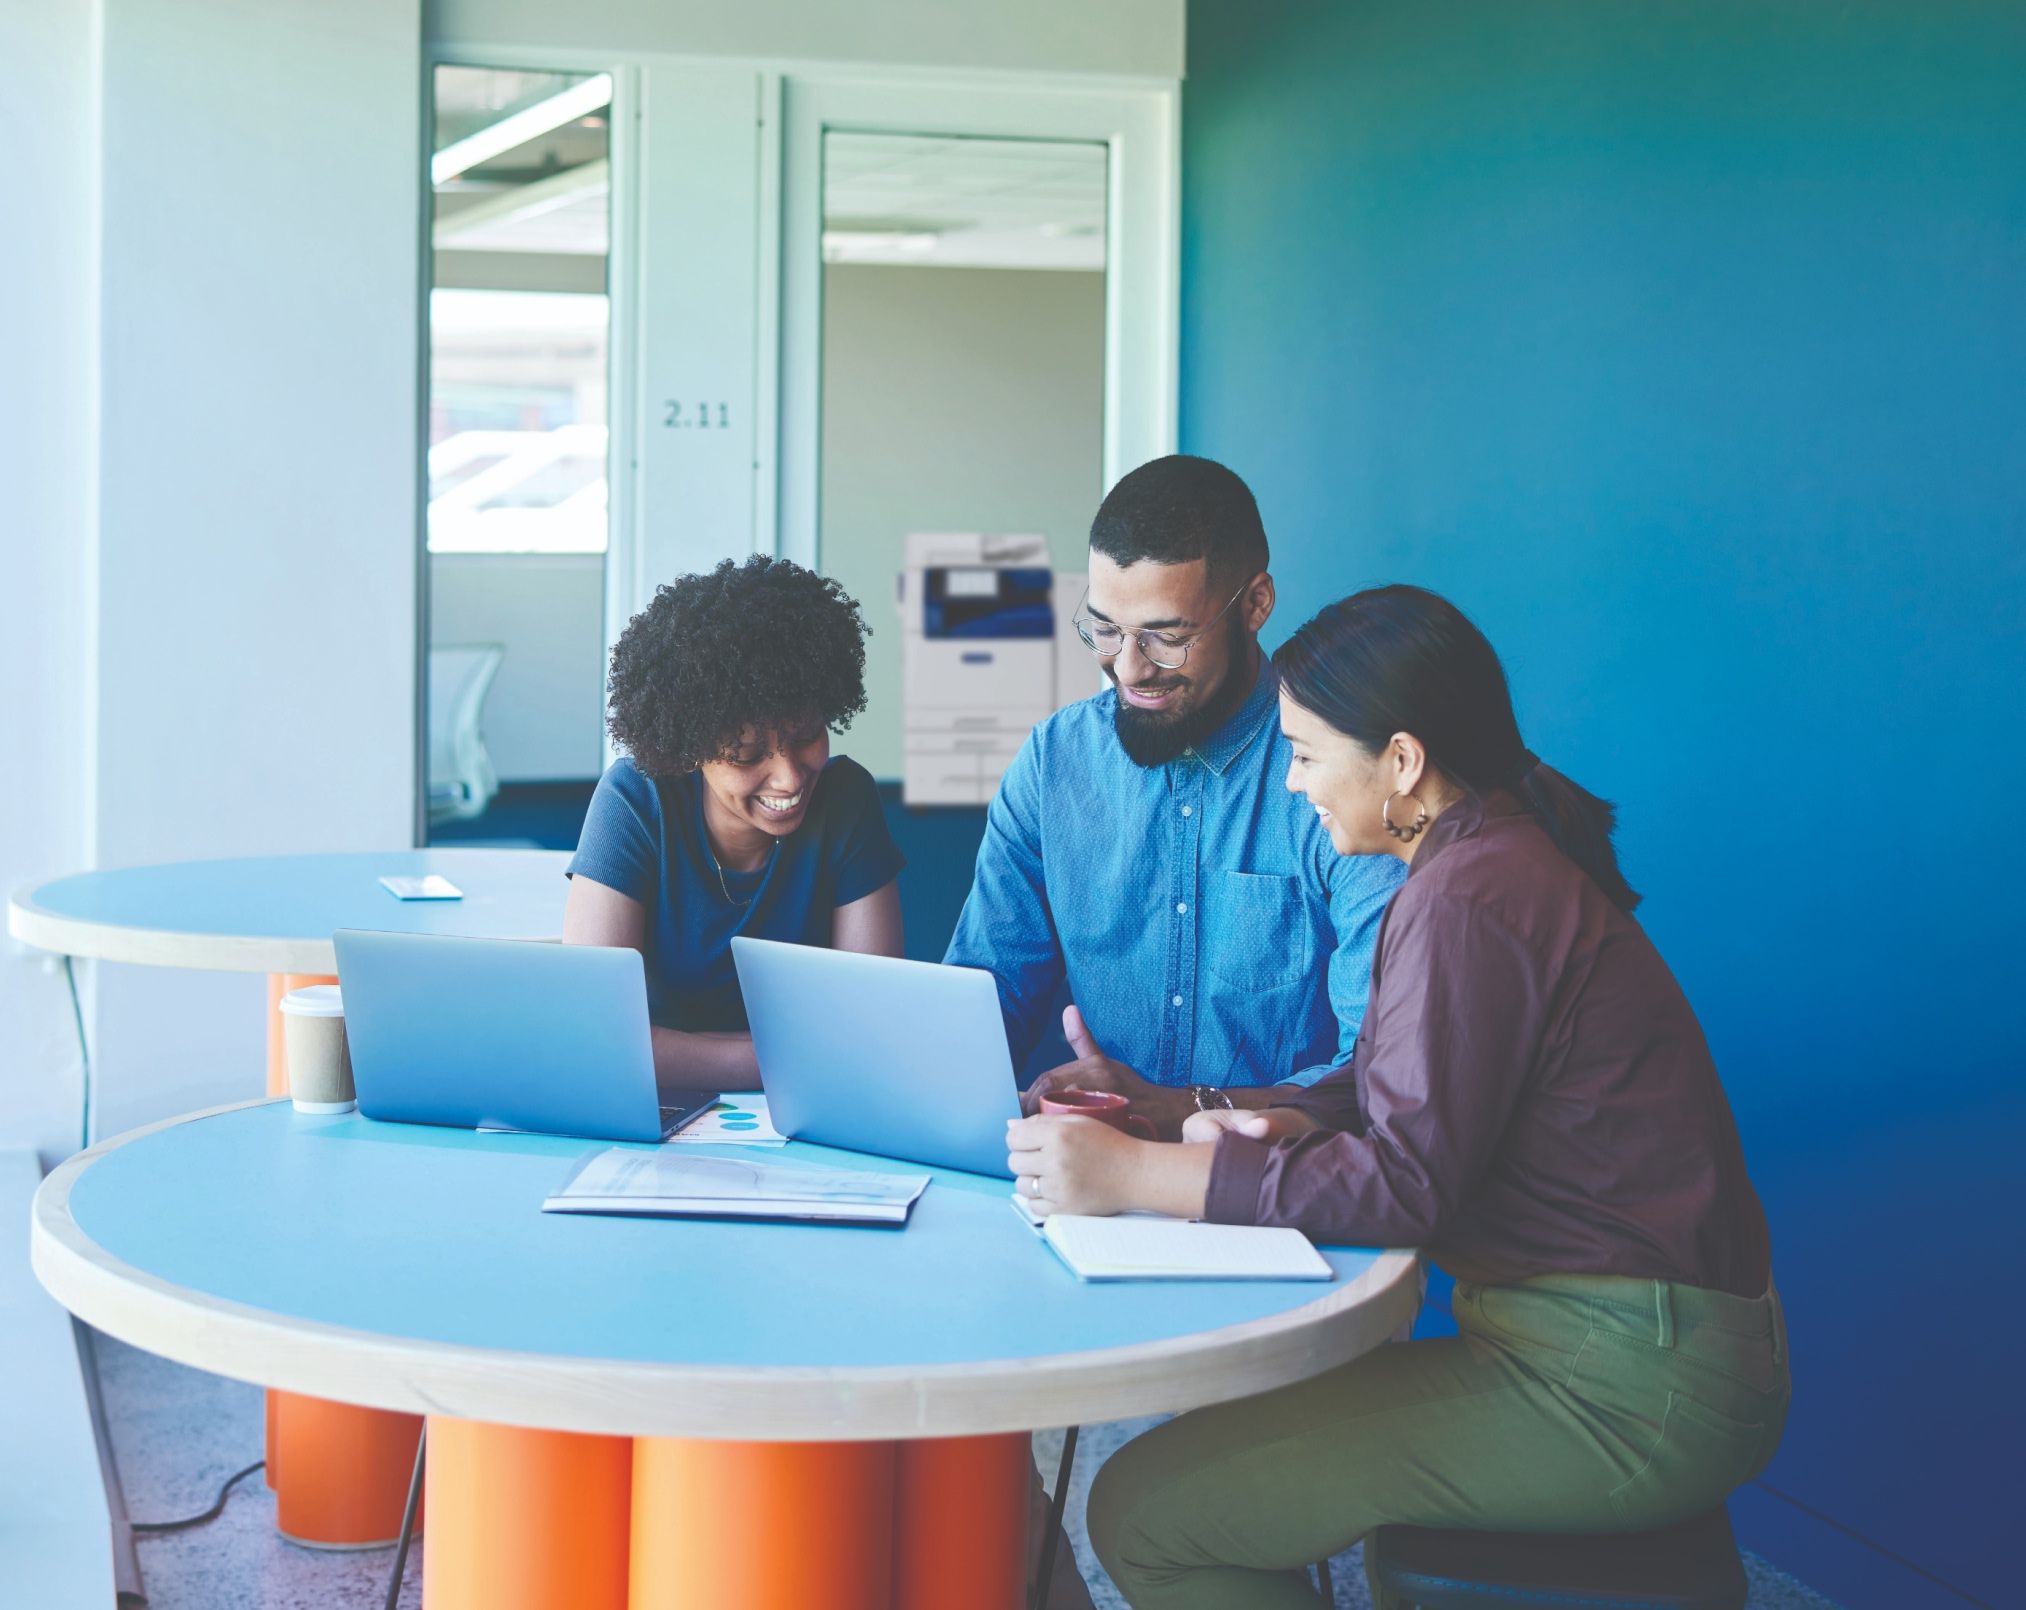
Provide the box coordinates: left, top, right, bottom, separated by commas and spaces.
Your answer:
731, 937, 1020, 1177
333, 930, 663, 1143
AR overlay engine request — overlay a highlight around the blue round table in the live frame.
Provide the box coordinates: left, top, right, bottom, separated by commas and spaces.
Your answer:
8, 847, 573, 1550
8, 848, 572, 975
35, 1101, 1421, 1609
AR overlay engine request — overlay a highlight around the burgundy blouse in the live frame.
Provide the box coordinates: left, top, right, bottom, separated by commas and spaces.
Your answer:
1205, 791, 1771, 1298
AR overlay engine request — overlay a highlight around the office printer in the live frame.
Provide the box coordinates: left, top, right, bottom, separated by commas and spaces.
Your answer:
898, 532, 1091, 805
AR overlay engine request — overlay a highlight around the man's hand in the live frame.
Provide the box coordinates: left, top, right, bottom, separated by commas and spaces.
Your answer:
1180, 1106, 1319, 1145
1021, 1006, 1193, 1133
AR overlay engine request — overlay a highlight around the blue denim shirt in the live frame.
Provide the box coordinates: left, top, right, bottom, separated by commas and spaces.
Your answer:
945, 661, 1406, 1089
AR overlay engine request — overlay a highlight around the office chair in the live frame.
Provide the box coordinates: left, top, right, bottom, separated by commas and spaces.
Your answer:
426, 642, 504, 825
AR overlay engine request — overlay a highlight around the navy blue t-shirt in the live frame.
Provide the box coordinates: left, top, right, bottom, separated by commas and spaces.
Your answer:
566, 755, 904, 1032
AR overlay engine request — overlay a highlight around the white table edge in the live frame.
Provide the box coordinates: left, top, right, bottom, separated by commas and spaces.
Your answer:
10, 856, 567, 974
34, 1100, 1424, 1442
9, 892, 340, 974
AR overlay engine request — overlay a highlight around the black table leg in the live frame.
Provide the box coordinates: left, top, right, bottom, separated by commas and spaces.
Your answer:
382, 1426, 426, 1610
1031, 1424, 1080, 1610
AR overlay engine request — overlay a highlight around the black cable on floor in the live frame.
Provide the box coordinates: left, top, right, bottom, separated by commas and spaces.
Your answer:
131, 1461, 265, 1534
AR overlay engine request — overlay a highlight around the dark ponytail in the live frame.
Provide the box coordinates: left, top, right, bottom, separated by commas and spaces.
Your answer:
1274, 585, 1641, 913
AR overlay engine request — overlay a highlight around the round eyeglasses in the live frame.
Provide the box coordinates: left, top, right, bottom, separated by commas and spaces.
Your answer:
1073, 581, 1249, 670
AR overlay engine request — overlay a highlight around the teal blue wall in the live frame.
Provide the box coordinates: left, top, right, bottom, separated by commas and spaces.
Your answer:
1181, 4, 2024, 1605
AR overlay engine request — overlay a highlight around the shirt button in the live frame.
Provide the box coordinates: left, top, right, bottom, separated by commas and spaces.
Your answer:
1180, 805, 1193, 818
1171, 994, 1184, 1007
1176, 902, 1188, 914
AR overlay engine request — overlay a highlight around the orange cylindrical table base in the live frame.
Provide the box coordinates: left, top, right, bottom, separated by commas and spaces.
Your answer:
629, 1438, 899, 1610
271, 1392, 425, 1547
894, 1433, 1031, 1610
424, 1418, 633, 1610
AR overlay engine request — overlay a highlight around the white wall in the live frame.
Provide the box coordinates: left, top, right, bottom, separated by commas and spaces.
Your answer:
0, 1, 100, 1163
820, 265, 1106, 780
426, 0, 1185, 79
430, 554, 606, 781
2, 0, 1165, 1162
73, 0, 423, 1145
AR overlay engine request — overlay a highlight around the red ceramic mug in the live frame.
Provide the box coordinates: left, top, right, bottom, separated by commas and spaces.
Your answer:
1039, 1087, 1157, 1140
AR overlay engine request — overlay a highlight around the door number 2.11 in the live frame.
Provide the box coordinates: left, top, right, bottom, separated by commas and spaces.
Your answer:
664, 400, 730, 429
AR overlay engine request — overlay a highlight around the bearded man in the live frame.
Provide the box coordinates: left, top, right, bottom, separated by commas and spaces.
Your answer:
947, 454, 1405, 1130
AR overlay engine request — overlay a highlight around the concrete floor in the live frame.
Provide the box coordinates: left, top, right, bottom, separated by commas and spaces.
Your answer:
99, 1334, 421, 1610
100, 1334, 1842, 1609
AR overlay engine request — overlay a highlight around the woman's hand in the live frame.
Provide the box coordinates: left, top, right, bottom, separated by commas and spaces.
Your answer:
1180, 1106, 1319, 1145
1020, 1006, 1193, 1133
1006, 1115, 1143, 1218
1006, 1114, 1216, 1220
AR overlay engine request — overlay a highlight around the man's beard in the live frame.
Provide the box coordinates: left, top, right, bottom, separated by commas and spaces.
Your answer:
1110, 640, 1257, 768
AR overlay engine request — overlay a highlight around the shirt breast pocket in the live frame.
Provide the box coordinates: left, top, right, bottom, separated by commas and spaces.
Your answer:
1205, 871, 1316, 992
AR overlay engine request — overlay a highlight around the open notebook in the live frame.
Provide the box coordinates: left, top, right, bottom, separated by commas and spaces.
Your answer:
1015, 1195, 1333, 1283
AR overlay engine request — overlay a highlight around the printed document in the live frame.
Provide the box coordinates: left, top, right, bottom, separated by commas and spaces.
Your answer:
544, 1148, 928, 1225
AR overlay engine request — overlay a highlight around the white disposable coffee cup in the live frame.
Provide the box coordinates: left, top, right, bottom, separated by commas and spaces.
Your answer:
279, 984, 355, 1113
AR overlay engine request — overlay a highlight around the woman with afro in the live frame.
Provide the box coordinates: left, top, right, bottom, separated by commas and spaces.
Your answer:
562, 555, 905, 1093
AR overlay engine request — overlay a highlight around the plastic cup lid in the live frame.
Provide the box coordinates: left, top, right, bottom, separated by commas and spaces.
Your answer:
278, 984, 344, 1018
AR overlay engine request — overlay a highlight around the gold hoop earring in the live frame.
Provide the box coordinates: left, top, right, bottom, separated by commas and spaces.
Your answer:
1381, 792, 1428, 842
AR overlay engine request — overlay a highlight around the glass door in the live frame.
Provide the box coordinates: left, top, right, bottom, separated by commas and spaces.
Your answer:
775, 73, 1177, 986
422, 65, 612, 847
817, 132, 1110, 803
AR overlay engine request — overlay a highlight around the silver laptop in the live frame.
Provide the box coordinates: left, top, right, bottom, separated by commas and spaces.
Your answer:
731, 937, 1021, 1177
333, 930, 716, 1143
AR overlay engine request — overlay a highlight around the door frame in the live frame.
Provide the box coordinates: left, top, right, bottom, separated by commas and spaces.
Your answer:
775, 69, 1180, 569
416, 45, 645, 810
414, 46, 1179, 813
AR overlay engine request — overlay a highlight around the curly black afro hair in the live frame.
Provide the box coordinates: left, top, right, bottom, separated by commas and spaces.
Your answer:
605, 556, 870, 777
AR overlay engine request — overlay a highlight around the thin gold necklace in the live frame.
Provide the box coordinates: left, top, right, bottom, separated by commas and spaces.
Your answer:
696, 773, 783, 906
705, 835, 777, 906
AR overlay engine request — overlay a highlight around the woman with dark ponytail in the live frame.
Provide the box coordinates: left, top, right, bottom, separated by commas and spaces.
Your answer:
1275, 583, 1643, 912
1007, 585, 1787, 1609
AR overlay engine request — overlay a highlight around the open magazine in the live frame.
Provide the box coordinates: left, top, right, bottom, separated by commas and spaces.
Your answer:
545, 1148, 929, 1226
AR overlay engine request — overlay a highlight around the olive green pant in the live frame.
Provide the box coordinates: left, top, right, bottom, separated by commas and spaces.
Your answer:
1087, 1272, 1789, 1610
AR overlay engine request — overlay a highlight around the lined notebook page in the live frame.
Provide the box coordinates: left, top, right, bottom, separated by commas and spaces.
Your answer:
1040, 1216, 1332, 1281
